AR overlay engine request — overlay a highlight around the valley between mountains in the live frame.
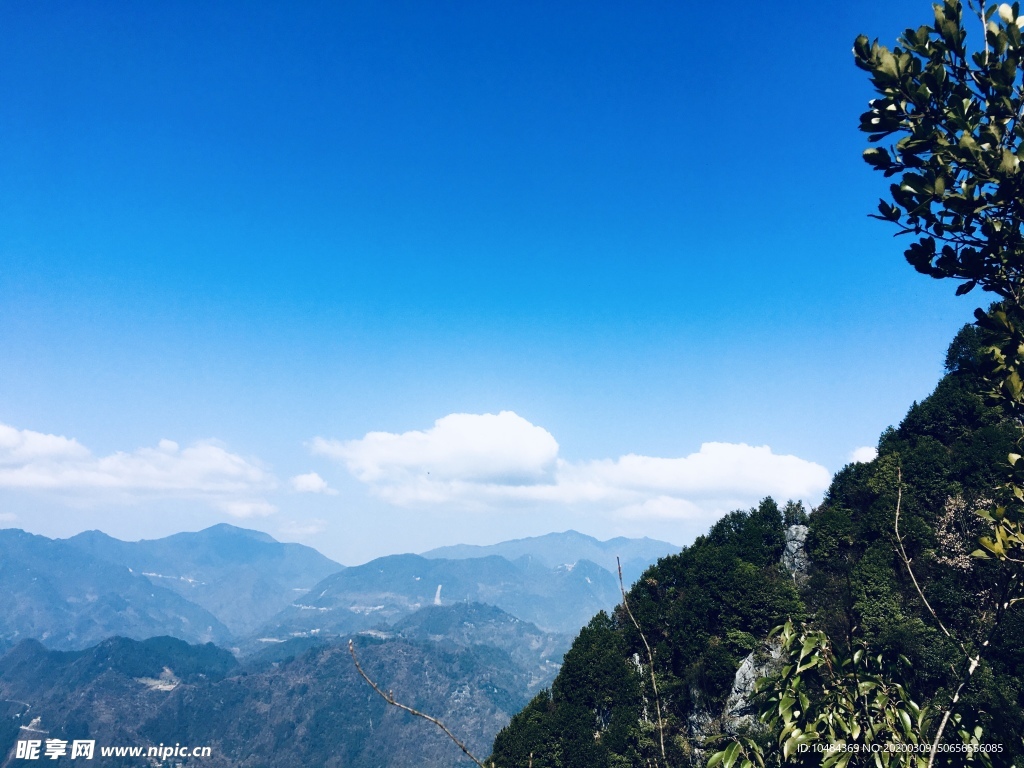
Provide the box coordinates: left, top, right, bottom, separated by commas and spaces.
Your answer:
7, 329, 1024, 766
0, 526, 676, 767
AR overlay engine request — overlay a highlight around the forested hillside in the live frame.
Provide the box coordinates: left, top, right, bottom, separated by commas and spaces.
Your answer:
0, 606, 553, 768
489, 326, 1024, 767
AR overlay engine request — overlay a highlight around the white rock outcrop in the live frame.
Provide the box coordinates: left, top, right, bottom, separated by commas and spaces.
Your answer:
689, 524, 808, 758
782, 524, 809, 581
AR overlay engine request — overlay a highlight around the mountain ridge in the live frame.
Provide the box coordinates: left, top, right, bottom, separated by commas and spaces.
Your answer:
250, 551, 621, 641
0, 626, 536, 768
0, 524, 674, 654
0, 528, 233, 651
422, 529, 678, 588
61, 524, 343, 638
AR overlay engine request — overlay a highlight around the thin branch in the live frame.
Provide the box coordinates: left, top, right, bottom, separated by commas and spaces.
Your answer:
979, 0, 990, 64
929, 658, 979, 768
349, 639, 491, 768
892, 468, 984, 768
894, 469, 962, 650
617, 557, 667, 766
923, 554, 1023, 766
967, 0, 990, 64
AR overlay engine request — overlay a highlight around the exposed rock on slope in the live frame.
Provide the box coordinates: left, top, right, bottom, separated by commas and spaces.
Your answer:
781, 523, 808, 581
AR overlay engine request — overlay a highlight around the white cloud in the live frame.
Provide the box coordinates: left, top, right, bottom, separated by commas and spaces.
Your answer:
313, 411, 559, 485
849, 446, 878, 464
317, 412, 832, 524
218, 499, 277, 518
616, 496, 705, 521
560, 444, 831, 502
0, 423, 89, 465
290, 472, 338, 495
278, 518, 329, 538
0, 422, 276, 514
0, 512, 17, 523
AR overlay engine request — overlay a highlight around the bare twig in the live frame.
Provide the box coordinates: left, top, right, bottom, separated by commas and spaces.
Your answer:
894, 470, 961, 650
617, 557, 666, 766
969, 0, 990, 63
929, 661, 978, 768
348, 639, 491, 768
892, 468, 984, 767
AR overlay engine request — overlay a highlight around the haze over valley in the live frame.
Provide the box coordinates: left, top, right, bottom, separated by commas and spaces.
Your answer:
0, 523, 677, 766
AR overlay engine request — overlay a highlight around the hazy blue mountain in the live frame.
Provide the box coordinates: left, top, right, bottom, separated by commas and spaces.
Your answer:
391, 602, 570, 693
0, 634, 529, 768
1, 525, 665, 663
245, 602, 569, 694
64, 524, 343, 637
252, 552, 620, 642
0, 529, 231, 650
422, 529, 678, 588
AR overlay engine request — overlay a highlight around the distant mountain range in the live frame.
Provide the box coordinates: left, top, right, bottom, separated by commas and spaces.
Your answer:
0, 528, 232, 651
0, 524, 679, 766
64, 523, 343, 637
423, 529, 678, 587
254, 552, 620, 642
0, 524, 342, 651
0, 524, 676, 651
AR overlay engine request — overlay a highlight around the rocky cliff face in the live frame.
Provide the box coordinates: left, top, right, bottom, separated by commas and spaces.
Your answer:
782, 524, 809, 582
687, 524, 807, 754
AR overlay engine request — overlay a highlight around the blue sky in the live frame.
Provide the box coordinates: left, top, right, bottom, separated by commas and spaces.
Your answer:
0, 1, 982, 563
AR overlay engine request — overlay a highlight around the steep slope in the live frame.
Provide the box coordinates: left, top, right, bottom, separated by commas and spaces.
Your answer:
0, 633, 532, 768
489, 326, 1024, 766
490, 499, 803, 768
392, 603, 571, 693
65, 524, 342, 637
803, 325, 1024, 761
0, 530, 231, 650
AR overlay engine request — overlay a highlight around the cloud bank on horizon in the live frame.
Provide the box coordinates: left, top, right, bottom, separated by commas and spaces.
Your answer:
313, 411, 833, 524
0, 412, 836, 536
0, 422, 276, 518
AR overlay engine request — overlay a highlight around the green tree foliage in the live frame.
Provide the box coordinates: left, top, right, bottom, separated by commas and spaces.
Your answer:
783, 502, 810, 528
788, 356, 1023, 760
489, 499, 803, 767
856, 0, 1024, 756
711, 622, 994, 768
493, 326, 1024, 766
855, 1, 1024, 302
488, 613, 644, 768
494, 5, 1024, 764
708, 333, 1024, 766
703, 1, 1024, 763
